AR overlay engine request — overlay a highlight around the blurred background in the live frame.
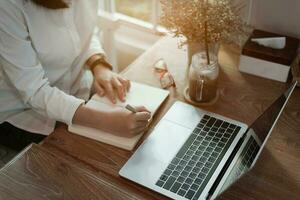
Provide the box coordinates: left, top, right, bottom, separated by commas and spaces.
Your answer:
97, 0, 300, 72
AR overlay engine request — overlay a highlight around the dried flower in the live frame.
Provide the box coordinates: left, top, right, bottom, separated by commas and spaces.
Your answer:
160, 0, 248, 63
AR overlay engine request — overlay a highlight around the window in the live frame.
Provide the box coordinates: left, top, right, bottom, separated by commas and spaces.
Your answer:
115, 0, 152, 22
99, 0, 162, 32
97, 0, 164, 71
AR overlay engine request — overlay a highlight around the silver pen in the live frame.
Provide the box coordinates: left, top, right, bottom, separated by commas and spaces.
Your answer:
125, 104, 137, 113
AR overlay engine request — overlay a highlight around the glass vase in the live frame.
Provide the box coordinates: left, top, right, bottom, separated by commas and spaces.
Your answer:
184, 46, 219, 105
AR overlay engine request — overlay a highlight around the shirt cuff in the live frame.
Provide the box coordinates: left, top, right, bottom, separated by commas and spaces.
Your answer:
63, 96, 85, 126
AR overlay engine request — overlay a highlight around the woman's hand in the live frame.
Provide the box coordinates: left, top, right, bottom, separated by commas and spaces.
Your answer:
73, 105, 151, 138
93, 64, 130, 104
102, 106, 151, 137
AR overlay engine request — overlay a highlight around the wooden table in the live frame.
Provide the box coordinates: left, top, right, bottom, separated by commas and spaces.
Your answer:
0, 144, 134, 200
0, 36, 299, 200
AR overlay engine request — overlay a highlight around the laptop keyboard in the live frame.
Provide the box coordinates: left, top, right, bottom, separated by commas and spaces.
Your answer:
236, 136, 259, 175
220, 135, 259, 193
156, 115, 241, 200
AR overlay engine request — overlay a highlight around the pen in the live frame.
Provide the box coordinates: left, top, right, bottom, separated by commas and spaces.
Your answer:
125, 104, 137, 113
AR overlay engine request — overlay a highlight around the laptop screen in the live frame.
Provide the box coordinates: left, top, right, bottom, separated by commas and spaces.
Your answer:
249, 81, 297, 148
218, 81, 297, 195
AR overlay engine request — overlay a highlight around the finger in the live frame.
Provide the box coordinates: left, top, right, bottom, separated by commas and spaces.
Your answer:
129, 122, 147, 130
117, 77, 128, 97
131, 126, 147, 135
127, 79, 131, 91
118, 77, 130, 93
94, 81, 105, 96
135, 112, 152, 121
112, 77, 125, 101
102, 81, 116, 103
134, 106, 151, 113
135, 121, 149, 128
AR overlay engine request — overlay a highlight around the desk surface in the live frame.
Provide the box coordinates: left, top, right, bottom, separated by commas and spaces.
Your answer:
1, 36, 299, 200
0, 144, 134, 200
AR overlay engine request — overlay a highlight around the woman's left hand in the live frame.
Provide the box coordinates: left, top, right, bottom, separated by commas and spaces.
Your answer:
92, 64, 130, 104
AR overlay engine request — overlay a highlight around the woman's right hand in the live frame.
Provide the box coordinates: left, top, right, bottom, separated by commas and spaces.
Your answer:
101, 106, 152, 137
73, 105, 152, 138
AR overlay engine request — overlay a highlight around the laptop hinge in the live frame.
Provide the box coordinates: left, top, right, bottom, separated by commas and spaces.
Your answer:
206, 133, 247, 200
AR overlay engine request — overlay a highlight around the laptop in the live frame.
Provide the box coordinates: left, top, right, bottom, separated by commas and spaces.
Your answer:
120, 81, 297, 200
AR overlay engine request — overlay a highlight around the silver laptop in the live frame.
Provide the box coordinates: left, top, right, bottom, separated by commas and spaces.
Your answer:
120, 81, 297, 200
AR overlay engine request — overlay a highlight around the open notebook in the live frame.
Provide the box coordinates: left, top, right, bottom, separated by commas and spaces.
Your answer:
68, 82, 169, 150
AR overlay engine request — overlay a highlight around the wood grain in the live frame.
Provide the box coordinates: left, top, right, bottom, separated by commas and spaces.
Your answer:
42, 126, 168, 200
121, 36, 287, 125
41, 36, 299, 200
0, 144, 139, 200
218, 87, 300, 200
1, 36, 299, 200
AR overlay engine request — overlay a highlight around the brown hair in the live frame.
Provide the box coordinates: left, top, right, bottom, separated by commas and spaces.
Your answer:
30, 0, 69, 9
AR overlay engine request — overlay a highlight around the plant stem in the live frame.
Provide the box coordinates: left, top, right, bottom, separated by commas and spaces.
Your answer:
204, 0, 210, 65
204, 21, 210, 65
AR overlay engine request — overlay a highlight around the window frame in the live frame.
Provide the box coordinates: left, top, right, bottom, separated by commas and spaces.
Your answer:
100, 0, 254, 33
100, 0, 165, 35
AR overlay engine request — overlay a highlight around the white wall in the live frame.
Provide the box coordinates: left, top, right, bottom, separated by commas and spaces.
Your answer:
250, 0, 300, 38
231, 0, 252, 22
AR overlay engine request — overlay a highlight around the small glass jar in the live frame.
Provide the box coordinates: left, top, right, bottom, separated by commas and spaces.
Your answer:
188, 52, 219, 103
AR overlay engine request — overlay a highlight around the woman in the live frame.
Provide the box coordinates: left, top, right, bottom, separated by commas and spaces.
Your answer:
0, 0, 151, 150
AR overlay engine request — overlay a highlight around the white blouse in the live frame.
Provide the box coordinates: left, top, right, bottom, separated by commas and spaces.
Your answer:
0, 0, 105, 135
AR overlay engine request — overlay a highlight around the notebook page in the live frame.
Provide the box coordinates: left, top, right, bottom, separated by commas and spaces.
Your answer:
68, 82, 169, 150
91, 82, 169, 114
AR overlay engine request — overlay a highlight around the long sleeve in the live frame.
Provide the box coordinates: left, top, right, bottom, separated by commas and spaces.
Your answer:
81, 27, 108, 67
0, 2, 84, 125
